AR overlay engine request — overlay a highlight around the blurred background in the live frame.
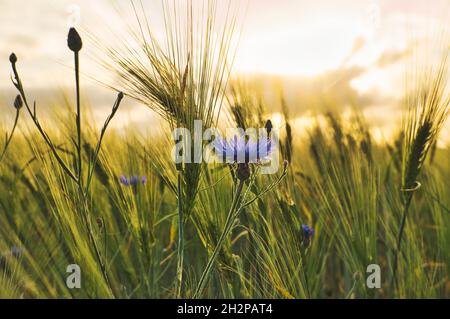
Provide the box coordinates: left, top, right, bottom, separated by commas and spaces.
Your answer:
0, 0, 448, 143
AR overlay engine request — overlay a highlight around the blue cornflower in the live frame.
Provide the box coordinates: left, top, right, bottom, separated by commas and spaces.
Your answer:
130, 176, 139, 185
10, 245, 23, 258
119, 175, 129, 186
119, 175, 147, 187
214, 135, 273, 164
301, 224, 315, 246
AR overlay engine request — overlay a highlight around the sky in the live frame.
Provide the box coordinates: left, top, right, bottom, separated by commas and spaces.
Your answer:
0, 0, 448, 142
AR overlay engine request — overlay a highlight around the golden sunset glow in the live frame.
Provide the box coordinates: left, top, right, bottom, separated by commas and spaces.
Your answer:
0, 0, 448, 135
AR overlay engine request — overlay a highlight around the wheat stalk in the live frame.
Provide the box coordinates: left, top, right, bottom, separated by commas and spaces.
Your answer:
393, 44, 449, 288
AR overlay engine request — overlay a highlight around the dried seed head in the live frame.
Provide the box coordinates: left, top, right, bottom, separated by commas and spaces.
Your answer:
236, 163, 250, 181
14, 95, 23, 110
9, 53, 17, 64
67, 28, 83, 52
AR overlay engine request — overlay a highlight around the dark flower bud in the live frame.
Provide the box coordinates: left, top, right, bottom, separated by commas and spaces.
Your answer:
14, 95, 23, 110
9, 53, 17, 64
112, 92, 124, 112
265, 120, 273, 135
236, 163, 250, 181
67, 28, 83, 52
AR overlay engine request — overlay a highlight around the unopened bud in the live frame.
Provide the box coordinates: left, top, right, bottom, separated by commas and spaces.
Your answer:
112, 92, 124, 112
67, 28, 83, 52
14, 95, 23, 110
9, 53, 17, 64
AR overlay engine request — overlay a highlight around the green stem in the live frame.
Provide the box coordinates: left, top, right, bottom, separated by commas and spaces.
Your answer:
80, 192, 114, 297
74, 52, 82, 186
72, 49, 113, 297
391, 192, 413, 291
193, 180, 244, 299
84, 93, 123, 195
299, 246, 311, 298
0, 109, 20, 162
175, 171, 184, 298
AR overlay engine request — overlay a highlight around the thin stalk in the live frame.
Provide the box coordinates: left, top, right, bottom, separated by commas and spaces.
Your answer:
74, 51, 82, 187
391, 192, 413, 290
193, 180, 244, 299
175, 171, 184, 298
71, 39, 114, 297
0, 108, 20, 162
299, 247, 311, 298
84, 92, 123, 196
80, 192, 115, 297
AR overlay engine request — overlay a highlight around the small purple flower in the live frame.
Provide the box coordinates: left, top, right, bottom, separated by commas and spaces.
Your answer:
10, 245, 23, 258
119, 175, 147, 187
301, 224, 314, 246
130, 176, 139, 186
119, 175, 129, 186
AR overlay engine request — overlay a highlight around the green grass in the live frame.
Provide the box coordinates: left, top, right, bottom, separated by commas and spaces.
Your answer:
0, 92, 448, 298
